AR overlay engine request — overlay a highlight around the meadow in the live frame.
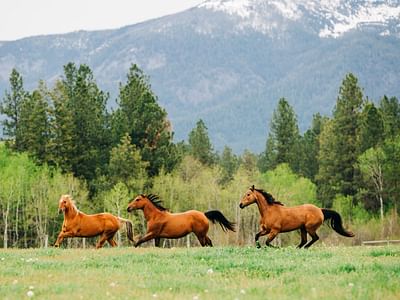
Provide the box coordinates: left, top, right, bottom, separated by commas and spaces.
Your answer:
0, 245, 399, 300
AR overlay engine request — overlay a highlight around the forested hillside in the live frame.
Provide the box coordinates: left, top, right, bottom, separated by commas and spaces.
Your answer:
1, 0, 399, 152
0, 65, 399, 248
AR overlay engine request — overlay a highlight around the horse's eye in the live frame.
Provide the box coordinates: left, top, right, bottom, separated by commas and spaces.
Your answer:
63, 201, 66, 204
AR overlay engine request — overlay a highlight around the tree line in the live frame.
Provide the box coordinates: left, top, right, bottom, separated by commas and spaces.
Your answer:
1, 65, 399, 248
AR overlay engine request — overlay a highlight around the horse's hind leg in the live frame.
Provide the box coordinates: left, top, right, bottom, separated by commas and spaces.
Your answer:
96, 234, 108, 249
297, 227, 308, 248
265, 230, 279, 247
304, 231, 319, 249
155, 238, 161, 247
107, 237, 117, 247
205, 236, 213, 247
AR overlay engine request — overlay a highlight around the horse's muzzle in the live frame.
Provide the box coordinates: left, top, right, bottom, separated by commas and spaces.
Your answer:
239, 203, 244, 209
58, 208, 64, 214
127, 207, 132, 213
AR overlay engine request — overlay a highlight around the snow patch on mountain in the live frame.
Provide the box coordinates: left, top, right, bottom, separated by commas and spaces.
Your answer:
199, 0, 400, 38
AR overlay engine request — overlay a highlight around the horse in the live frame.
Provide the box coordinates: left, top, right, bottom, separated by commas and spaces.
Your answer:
126, 194, 235, 247
54, 194, 134, 248
239, 186, 354, 248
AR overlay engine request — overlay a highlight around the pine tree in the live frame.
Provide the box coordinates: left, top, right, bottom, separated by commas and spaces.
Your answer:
115, 64, 177, 176
48, 80, 76, 172
379, 95, 400, 140
18, 81, 50, 163
358, 101, 384, 153
317, 73, 364, 206
49, 63, 110, 182
260, 98, 300, 172
108, 133, 148, 191
188, 119, 214, 166
298, 113, 327, 181
0, 69, 28, 150
332, 73, 364, 197
218, 146, 239, 186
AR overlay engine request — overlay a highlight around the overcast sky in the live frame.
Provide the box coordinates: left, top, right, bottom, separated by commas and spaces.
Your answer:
0, 0, 203, 41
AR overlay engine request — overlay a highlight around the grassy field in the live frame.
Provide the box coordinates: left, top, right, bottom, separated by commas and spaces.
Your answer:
0, 245, 399, 300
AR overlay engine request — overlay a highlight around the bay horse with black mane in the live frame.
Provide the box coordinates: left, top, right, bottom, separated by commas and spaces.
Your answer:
127, 194, 235, 247
239, 186, 354, 248
55, 194, 134, 248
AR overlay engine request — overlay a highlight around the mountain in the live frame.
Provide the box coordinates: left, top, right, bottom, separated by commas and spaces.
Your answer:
1, 0, 400, 153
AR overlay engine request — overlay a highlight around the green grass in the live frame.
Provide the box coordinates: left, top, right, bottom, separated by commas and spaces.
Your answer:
0, 246, 399, 299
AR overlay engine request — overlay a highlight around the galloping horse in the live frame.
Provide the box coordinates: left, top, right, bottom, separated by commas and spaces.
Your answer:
239, 186, 354, 248
127, 194, 235, 247
55, 194, 134, 248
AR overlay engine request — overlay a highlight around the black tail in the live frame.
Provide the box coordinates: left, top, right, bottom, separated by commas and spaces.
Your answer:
322, 209, 354, 237
204, 210, 236, 232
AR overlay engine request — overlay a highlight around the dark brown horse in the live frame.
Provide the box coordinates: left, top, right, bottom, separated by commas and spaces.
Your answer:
55, 194, 134, 248
127, 194, 235, 247
239, 186, 354, 248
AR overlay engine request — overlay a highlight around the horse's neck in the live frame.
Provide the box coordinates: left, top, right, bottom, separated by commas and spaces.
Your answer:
256, 194, 272, 218
65, 206, 79, 219
143, 204, 164, 222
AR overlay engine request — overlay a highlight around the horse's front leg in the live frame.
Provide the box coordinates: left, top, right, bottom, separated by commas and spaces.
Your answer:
134, 232, 157, 247
54, 229, 73, 247
255, 228, 269, 248
265, 230, 279, 247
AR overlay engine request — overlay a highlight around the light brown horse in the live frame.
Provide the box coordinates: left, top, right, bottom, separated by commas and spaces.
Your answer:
55, 194, 134, 248
239, 186, 354, 248
127, 194, 235, 247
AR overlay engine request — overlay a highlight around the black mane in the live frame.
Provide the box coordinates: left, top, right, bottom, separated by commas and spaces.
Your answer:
252, 187, 284, 206
146, 194, 168, 211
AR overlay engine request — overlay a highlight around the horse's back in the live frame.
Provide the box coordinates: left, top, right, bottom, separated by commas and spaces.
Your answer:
79, 212, 120, 233
161, 210, 209, 236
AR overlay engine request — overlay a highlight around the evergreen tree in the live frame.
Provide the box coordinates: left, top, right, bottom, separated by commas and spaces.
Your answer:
18, 81, 50, 163
316, 119, 338, 207
379, 95, 400, 140
260, 98, 300, 172
358, 101, 384, 153
218, 146, 239, 186
317, 73, 364, 206
0, 69, 28, 150
48, 80, 76, 172
50, 63, 110, 182
108, 133, 148, 191
115, 64, 177, 176
188, 119, 214, 166
298, 113, 327, 181
332, 73, 364, 197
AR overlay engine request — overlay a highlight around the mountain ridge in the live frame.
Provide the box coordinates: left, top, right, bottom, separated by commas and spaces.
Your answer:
1, 0, 399, 153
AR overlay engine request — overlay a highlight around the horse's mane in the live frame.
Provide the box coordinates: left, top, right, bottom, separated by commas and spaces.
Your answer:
62, 194, 79, 211
253, 187, 284, 206
145, 194, 168, 211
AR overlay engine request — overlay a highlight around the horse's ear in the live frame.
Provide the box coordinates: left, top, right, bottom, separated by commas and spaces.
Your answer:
251, 185, 255, 191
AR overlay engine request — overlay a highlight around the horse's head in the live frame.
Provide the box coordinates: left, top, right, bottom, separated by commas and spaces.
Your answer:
58, 194, 73, 214
127, 194, 147, 212
239, 185, 258, 209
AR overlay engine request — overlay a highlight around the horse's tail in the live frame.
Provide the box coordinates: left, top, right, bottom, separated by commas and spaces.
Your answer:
204, 210, 236, 232
322, 209, 354, 237
118, 217, 135, 242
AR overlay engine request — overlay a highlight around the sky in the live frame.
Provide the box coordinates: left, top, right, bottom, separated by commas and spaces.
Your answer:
0, 0, 203, 41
